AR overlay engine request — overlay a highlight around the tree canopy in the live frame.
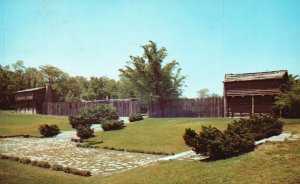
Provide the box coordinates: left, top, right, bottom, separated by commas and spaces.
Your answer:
274, 74, 300, 118
119, 41, 186, 104
0, 61, 133, 109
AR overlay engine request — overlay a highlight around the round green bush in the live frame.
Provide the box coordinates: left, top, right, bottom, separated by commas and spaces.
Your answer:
76, 125, 94, 139
129, 113, 143, 122
101, 120, 125, 131
39, 124, 60, 137
183, 114, 283, 160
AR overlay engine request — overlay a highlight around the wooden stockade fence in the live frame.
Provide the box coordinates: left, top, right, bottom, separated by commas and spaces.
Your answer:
148, 97, 224, 117
43, 99, 140, 116
43, 97, 224, 117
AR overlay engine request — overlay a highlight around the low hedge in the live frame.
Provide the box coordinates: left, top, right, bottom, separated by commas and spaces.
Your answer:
0, 134, 43, 138
63, 167, 91, 177
19, 157, 32, 164
0, 154, 91, 177
9, 155, 20, 161
183, 114, 283, 159
100, 146, 174, 155
76, 140, 103, 148
101, 120, 125, 131
129, 113, 143, 122
51, 164, 64, 171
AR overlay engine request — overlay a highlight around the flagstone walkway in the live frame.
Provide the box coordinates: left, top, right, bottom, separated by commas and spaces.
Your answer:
0, 131, 162, 175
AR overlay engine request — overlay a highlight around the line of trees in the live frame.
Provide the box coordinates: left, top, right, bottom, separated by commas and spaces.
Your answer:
0, 61, 136, 109
0, 41, 186, 110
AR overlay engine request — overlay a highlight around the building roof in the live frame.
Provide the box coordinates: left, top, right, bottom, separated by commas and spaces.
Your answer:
15, 87, 45, 93
224, 70, 288, 82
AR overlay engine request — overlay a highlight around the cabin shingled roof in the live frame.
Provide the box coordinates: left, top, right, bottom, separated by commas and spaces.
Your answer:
15, 87, 45, 93
224, 70, 288, 82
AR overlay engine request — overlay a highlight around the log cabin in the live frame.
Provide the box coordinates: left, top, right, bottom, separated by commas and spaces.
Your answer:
15, 85, 56, 114
223, 70, 288, 117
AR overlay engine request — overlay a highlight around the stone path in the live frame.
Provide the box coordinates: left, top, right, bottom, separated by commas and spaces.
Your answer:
0, 131, 162, 176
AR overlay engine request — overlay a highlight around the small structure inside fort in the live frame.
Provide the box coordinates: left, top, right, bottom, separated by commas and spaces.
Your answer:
223, 70, 288, 117
15, 86, 56, 114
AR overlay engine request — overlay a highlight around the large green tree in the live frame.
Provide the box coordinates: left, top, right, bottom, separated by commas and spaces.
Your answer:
65, 76, 88, 102
275, 74, 300, 118
39, 65, 70, 101
81, 76, 118, 101
24, 67, 43, 88
119, 41, 186, 115
116, 76, 136, 99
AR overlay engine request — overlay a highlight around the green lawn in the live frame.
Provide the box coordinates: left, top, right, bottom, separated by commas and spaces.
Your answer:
0, 111, 72, 136
90, 118, 300, 154
282, 118, 300, 133
90, 118, 232, 153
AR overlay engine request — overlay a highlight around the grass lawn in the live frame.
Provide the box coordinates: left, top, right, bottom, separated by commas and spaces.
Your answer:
90, 118, 233, 153
0, 111, 72, 136
282, 118, 300, 133
90, 118, 300, 154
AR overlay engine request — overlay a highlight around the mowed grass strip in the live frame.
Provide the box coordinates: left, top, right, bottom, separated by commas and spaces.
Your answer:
90, 118, 232, 153
0, 111, 71, 136
282, 118, 300, 133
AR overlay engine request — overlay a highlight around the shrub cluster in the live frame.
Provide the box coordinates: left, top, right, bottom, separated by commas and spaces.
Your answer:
38, 124, 60, 137
76, 125, 94, 139
101, 120, 125, 131
229, 114, 283, 141
69, 104, 120, 139
183, 114, 283, 159
129, 113, 144, 122
0, 154, 91, 177
69, 104, 119, 128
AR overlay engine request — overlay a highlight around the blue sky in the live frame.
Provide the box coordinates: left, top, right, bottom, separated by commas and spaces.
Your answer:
1, 0, 300, 97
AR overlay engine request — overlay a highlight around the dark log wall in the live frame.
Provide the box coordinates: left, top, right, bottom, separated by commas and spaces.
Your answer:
227, 96, 252, 113
15, 89, 46, 114
224, 78, 286, 116
225, 79, 284, 90
227, 96, 274, 115
33, 89, 46, 114
253, 96, 274, 113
